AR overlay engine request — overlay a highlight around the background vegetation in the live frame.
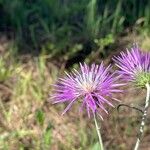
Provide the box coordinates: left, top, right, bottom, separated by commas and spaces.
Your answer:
0, 0, 150, 149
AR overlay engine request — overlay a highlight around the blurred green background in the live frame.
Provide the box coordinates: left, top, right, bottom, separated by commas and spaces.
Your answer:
0, 0, 150, 149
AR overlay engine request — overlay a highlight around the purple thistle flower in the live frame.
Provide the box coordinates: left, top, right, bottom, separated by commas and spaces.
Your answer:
51, 62, 122, 119
113, 44, 150, 87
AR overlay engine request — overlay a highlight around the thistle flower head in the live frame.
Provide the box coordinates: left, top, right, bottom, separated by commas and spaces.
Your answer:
113, 44, 150, 88
51, 63, 122, 119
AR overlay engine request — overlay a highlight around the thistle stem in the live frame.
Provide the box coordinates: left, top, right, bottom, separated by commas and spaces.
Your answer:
134, 83, 150, 150
93, 112, 104, 150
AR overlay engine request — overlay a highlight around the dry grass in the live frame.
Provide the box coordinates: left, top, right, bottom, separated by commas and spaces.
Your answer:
0, 35, 150, 150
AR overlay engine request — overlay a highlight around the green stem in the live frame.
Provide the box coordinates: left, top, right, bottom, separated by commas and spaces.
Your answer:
93, 112, 104, 150
134, 83, 150, 150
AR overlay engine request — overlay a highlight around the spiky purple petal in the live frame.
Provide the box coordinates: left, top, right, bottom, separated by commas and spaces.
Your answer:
113, 44, 150, 87
51, 62, 121, 118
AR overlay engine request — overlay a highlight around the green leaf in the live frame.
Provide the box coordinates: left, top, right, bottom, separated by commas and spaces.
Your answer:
43, 123, 52, 149
92, 142, 101, 150
35, 109, 45, 126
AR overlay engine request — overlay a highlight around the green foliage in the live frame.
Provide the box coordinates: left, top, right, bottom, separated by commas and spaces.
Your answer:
91, 142, 101, 150
0, 56, 14, 82
42, 123, 52, 149
0, 0, 149, 62
94, 34, 115, 55
0, 43, 20, 84
84, 34, 115, 62
42, 42, 83, 60
86, 0, 100, 37
35, 109, 45, 126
